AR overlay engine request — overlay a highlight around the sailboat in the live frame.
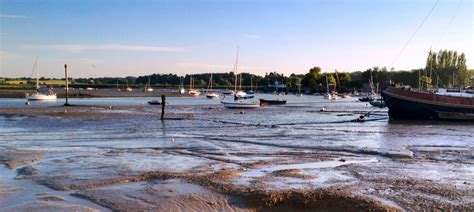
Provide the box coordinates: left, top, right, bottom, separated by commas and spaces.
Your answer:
295, 81, 303, 97
324, 73, 338, 100
221, 47, 260, 109
25, 58, 57, 101
247, 78, 254, 94
205, 73, 220, 99
143, 78, 153, 92
116, 80, 121, 91
359, 70, 380, 102
188, 76, 200, 96
125, 80, 133, 92
179, 77, 186, 94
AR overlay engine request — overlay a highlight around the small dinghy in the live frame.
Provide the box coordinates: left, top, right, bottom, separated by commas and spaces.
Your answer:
147, 100, 165, 105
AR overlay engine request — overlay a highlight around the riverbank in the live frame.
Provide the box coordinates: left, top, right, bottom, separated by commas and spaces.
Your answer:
0, 101, 472, 211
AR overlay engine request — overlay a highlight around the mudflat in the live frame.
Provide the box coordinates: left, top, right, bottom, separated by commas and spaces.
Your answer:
0, 99, 472, 211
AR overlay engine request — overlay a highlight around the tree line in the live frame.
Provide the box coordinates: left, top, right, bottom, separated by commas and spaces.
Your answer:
5, 49, 472, 92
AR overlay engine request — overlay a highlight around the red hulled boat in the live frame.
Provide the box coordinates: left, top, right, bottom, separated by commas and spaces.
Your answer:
382, 86, 474, 121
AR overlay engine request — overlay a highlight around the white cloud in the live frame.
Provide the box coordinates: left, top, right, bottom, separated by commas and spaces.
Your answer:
243, 34, 262, 40
24, 44, 187, 53
0, 14, 29, 19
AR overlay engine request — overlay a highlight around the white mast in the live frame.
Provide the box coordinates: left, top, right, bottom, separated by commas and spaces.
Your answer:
33, 57, 39, 90
234, 46, 239, 95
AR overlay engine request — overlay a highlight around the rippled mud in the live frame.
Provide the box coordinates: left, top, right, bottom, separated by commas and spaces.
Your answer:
0, 98, 473, 211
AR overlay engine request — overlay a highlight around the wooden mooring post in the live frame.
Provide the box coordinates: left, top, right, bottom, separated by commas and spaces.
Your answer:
161, 95, 166, 120
64, 64, 70, 106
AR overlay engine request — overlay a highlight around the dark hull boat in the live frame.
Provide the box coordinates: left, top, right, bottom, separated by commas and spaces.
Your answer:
148, 100, 165, 105
369, 99, 386, 108
259, 99, 287, 105
382, 86, 474, 121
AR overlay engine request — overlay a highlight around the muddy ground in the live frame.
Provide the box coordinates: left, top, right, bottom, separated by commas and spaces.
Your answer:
0, 102, 472, 211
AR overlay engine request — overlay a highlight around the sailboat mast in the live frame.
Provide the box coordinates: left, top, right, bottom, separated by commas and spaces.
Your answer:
234, 46, 239, 94
326, 74, 329, 93
35, 58, 39, 90
239, 74, 242, 90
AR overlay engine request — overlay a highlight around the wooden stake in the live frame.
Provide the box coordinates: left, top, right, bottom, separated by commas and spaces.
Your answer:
64, 64, 70, 106
161, 95, 166, 120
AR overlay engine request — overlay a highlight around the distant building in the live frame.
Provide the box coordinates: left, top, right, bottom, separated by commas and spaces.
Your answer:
0, 78, 5, 84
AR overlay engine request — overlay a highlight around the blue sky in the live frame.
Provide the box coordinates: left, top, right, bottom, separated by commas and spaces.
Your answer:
1, 0, 472, 78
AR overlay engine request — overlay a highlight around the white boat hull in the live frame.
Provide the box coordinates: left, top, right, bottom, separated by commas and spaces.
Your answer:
189, 90, 201, 96
324, 93, 339, 100
206, 93, 220, 99
26, 93, 57, 101
222, 102, 260, 109
221, 97, 260, 109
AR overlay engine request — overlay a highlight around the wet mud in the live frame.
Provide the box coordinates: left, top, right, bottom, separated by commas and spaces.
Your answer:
0, 101, 473, 211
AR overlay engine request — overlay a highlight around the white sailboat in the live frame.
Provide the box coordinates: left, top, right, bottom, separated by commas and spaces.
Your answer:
205, 73, 220, 99
143, 78, 153, 92
125, 80, 133, 92
179, 77, 186, 94
188, 76, 200, 96
295, 82, 303, 97
324, 73, 338, 100
25, 58, 57, 101
221, 47, 260, 109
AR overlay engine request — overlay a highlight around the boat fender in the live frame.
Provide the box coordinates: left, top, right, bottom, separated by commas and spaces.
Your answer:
320, 107, 325, 112
25, 101, 30, 105
240, 111, 245, 114
357, 115, 365, 122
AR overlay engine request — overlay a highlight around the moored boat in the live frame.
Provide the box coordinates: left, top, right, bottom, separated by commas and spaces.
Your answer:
147, 100, 165, 105
259, 99, 287, 105
221, 97, 261, 109
188, 89, 200, 96
25, 57, 57, 101
205, 73, 220, 99
143, 78, 153, 92
26, 91, 57, 101
368, 99, 386, 108
206, 92, 220, 99
188, 76, 200, 96
382, 85, 474, 120
221, 46, 260, 109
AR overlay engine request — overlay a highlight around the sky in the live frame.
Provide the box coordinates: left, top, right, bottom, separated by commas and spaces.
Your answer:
0, 0, 472, 78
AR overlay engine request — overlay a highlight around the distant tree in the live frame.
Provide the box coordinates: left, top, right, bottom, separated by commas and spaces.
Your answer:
426, 49, 468, 87
302, 66, 323, 92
